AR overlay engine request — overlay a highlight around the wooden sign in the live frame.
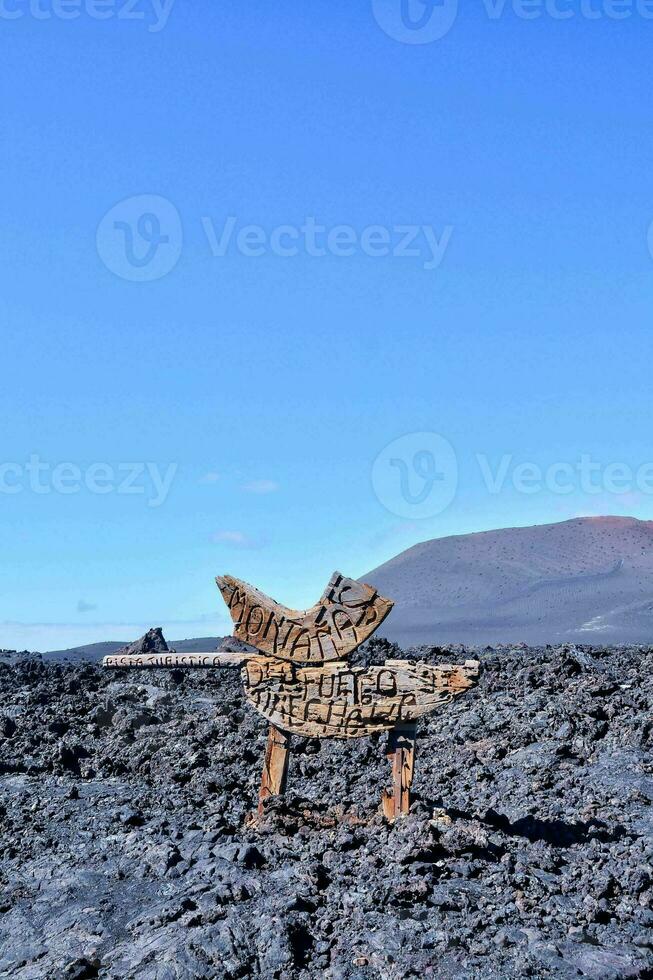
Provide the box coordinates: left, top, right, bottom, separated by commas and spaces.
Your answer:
103, 571, 480, 821
103, 652, 249, 668
215, 572, 393, 664
242, 656, 479, 738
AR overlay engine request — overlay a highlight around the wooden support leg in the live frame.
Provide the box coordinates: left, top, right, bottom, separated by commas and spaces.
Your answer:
381, 723, 417, 821
258, 724, 291, 817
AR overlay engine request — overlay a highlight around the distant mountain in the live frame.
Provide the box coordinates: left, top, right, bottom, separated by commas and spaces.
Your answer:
364, 516, 653, 647
44, 637, 226, 663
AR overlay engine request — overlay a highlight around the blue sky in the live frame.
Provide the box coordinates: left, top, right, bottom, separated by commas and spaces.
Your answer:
2, 1, 653, 650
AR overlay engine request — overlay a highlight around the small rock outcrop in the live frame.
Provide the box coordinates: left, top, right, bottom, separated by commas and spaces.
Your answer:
116, 627, 170, 657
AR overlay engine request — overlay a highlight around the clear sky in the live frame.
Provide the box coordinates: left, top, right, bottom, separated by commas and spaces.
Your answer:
2, 0, 653, 651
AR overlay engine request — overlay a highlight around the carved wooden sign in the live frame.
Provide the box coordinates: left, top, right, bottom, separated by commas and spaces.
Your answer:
215, 572, 393, 664
103, 571, 480, 820
103, 652, 250, 668
242, 656, 479, 738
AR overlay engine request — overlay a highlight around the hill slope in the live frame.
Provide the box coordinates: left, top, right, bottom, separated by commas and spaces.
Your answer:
364, 516, 653, 646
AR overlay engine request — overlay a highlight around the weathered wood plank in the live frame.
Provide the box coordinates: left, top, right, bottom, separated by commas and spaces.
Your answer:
215, 572, 393, 664
382, 723, 417, 819
258, 724, 291, 816
242, 657, 479, 738
102, 652, 251, 668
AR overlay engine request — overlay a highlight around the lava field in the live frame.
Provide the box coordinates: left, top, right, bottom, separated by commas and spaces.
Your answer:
1, 641, 652, 978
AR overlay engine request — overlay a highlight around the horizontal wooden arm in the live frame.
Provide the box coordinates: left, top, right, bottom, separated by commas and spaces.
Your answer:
102, 652, 250, 669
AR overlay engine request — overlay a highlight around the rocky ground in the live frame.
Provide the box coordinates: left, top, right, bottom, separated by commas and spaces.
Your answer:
0, 640, 652, 979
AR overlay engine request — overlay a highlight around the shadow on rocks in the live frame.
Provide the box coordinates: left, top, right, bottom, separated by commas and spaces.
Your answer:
446, 804, 629, 848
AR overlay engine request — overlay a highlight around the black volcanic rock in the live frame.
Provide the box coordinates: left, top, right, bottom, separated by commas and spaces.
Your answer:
365, 516, 653, 647
0, 642, 652, 977
116, 626, 170, 656
215, 635, 258, 654
0, 650, 38, 667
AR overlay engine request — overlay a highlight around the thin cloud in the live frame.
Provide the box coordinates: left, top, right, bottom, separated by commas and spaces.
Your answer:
77, 599, 97, 613
199, 471, 221, 484
241, 479, 279, 494
211, 530, 267, 549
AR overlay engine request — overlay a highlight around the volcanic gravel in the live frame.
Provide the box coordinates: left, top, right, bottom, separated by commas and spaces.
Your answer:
0, 640, 652, 978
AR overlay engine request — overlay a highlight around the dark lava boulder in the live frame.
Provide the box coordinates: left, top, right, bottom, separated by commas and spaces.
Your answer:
116, 627, 170, 657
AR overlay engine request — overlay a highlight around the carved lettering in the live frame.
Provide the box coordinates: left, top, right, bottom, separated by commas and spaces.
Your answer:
246, 604, 265, 635
215, 572, 394, 664
241, 656, 479, 739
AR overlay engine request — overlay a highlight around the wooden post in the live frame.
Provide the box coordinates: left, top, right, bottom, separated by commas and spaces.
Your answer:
382, 723, 417, 820
258, 724, 291, 817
